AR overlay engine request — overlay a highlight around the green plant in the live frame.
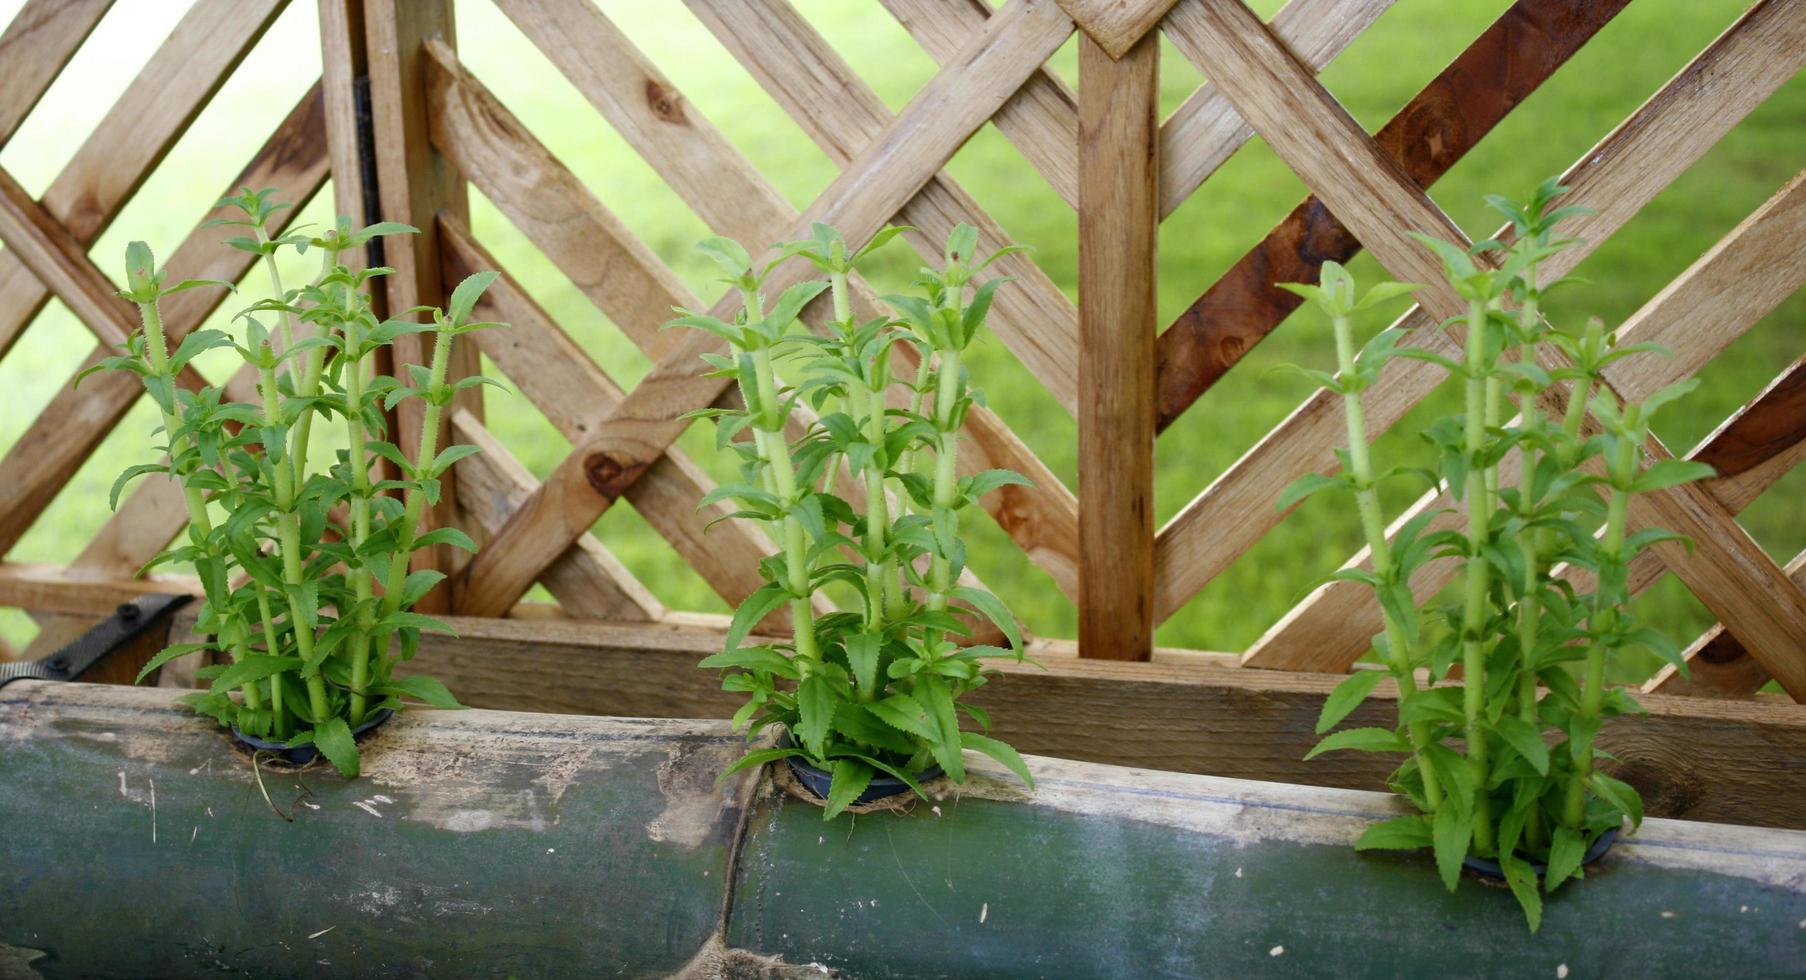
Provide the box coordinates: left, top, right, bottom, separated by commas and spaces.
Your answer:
676, 222, 1034, 818
1281, 181, 1712, 929
97, 189, 504, 777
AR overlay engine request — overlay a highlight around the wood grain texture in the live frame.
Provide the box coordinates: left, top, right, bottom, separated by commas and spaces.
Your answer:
0, 0, 112, 145
0, 0, 283, 361
0, 89, 328, 565
1650, 547, 1805, 699
678, 0, 1081, 596
437, 215, 805, 617
1156, 0, 1627, 428
688, 0, 1082, 419
878, 0, 1078, 208
448, 410, 663, 622
364, 0, 474, 611
1160, 0, 1392, 219
373, 614, 1806, 830
457, 0, 1075, 616
1056, 0, 1178, 59
1245, 169, 1806, 685
318, 0, 371, 256
1154, 0, 1806, 626
1077, 34, 1158, 660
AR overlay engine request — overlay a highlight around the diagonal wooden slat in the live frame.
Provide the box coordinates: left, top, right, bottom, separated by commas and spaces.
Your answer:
428, 49, 1013, 622
878, 0, 1078, 209
0, 0, 113, 145
1154, 0, 1806, 627
1156, 0, 1629, 428
1651, 549, 1805, 700
1160, 0, 1393, 219
515, 0, 1084, 420
677, 0, 1081, 594
457, 0, 1076, 616
0, 0, 285, 360
0, 87, 329, 564
437, 214, 817, 617
1247, 172, 1806, 674
1181, 0, 1806, 696
449, 410, 663, 623
1057, 0, 1179, 59
1077, 32, 1159, 660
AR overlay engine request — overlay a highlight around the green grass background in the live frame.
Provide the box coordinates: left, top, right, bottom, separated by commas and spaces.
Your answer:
1, 1, 1800, 683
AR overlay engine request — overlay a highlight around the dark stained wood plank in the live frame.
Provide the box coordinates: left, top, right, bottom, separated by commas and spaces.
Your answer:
1154, 0, 1631, 431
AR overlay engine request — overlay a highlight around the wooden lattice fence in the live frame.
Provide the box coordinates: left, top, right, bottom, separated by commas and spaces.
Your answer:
1, 0, 1803, 732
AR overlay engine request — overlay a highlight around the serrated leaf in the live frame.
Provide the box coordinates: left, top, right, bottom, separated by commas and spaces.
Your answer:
1432, 803, 1473, 892
868, 693, 937, 741
1502, 855, 1544, 932
311, 717, 360, 778
796, 675, 836, 757
1304, 726, 1409, 760
378, 675, 464, 709
1544, 826, 1585, 892
845, 632, 880, 699
951, 586, 1021, 651
1353, 815, 1433, 851
1277, 472, 1344, 512
1589, 771, 1642, 829
1493, 715, 1550, 776
724, 583, 789, 652
1316, 669, 1385, 734
960, 731, 1033, 789
822, 759, 874, 820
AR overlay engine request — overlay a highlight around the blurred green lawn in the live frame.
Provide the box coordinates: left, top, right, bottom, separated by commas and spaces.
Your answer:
2, 1, 1801, 682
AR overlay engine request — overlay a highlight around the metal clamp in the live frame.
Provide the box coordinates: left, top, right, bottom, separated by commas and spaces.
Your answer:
0, 593, 191, 689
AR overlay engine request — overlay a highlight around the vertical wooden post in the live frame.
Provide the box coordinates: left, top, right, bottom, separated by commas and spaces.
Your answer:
363, 0, 479, 613
1076, 34, 1158, 660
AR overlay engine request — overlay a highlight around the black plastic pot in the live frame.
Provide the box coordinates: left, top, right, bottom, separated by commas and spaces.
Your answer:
778, 730, 941, 806
1464, 827, 1620, 881
231, 708, 394, 765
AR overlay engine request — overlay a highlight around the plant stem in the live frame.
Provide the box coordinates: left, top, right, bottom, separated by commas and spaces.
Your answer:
1565, 423, 1634, 828
134, 296, 263, 713
259, 359, 330, 724
742, 283, 818, 667
1332, 314, 1442, 811
344, 310, 378, 725
372, 326, 457, 675
1511, 291, 1545, 850
924, 276, 965, 638
1460, 296, 1495, 855
893, 354, 935, 610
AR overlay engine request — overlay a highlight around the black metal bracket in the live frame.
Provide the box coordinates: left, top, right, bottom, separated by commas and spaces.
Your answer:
0, 593, 192, 689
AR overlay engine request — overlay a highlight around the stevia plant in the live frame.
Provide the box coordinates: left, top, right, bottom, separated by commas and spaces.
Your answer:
95, 188, 504, 778
674, 222, 1035, 819
1280, 181, 1713, 929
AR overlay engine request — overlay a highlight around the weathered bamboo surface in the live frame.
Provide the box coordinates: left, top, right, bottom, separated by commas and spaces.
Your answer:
3, 681, 1803, 978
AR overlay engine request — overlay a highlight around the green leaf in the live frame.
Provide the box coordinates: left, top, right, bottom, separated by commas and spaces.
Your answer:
1502, 855, 1544, 932
960, 731, 1033, 789
695, 236, 752, 278
868, 695, 938, 742
844, 632, 880, 699
380, 610, 457, 635
133, 643, 211, 684
445, 270, 499, 326
1304, 726, 1409, 760
109, 463, 167, 510
378, 675, 464, 709
796, 675, 836, 757
718, 746, 804, 781
1432, 803, 1473, 892
1492, 716, 1550, 776
951, 586, 1022, 651
1276, 472, 1345, 512
1316, 670, 1385, 734
822, 759, 874, 820
1354, 815, 1433, 851
1629, 459, 1714, 495
1544, 826, 1586, 892
1589, 772, 1643, 829
311, 717, 361, 778
918, 677, 965, 782
724, 583, 789, 652
209, 655, 305, 695
413, 526, 477, 553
